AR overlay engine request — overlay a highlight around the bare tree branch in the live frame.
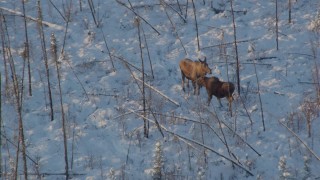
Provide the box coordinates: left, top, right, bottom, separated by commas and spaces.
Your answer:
116, 0, 161, 35
132, 75, 180, 107
279, 120, 320, 161
0, 7, 64, 30
129, 109, 254, 176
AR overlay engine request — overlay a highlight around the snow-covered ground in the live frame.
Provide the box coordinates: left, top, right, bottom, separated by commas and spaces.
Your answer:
1, 0, 320, 179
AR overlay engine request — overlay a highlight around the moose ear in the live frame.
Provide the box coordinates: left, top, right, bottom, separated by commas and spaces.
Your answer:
203, 56, 207, 62
199, 57, 207, 63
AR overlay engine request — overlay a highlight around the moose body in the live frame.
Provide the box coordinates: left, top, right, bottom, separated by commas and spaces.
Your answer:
198, 76, 235, 113
179, 58, 212, 95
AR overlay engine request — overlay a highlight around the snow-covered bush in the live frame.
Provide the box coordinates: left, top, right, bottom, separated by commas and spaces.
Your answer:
302, 156, 312, 180
278, 156, 291, 179
308, 12, 320, 33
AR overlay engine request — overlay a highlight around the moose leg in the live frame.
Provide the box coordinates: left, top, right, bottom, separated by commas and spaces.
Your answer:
228, 96, 233, 116
192, 81, 197, 95
181, 72, 185, 92
195, 82, 201, 95
187, 79, 190, 91
218, 98, 223, 107
196, 83, 199, 95
207, 95, 212, 106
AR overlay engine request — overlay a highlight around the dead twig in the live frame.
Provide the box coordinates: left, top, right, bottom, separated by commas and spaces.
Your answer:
201, 38, 259, 50
116, 0, 161, 35
161, 0, 187, 55
132, 75, 180, 107
279, 119, 320, 161
160, 0, 187, 23
111, 54, 148, 76
129, 109, 254, 176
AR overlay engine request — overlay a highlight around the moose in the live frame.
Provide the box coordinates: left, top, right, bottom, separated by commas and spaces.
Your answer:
179, 57, 212, 95
197, 76, 235, 114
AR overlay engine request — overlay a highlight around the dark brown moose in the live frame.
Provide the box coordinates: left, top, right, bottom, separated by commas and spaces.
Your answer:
179, 57, 212, 95
198, 76, 235, 114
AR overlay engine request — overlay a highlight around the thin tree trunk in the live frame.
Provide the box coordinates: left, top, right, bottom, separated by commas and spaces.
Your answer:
87, 0, 114, 69
1, 14, 28, 179
230, 0, 241, 94
176, 0, 183, 16
0, 72, 3, 178
14, 125, 20, 180
51, 32, 69, 180
160, 0, 186, 23
56, 4, 73, 176
191, 0, 200, 51
21, 0, 32, 97
198, 110, 207, 164
162, 1, 187, 55
184, 0, 189, 19
141, 26, 155, 79
250, 45, 266, 131
37, 0, 54, 121
88, 0, 98, 27
100, 28, 116, 71
116, 0, 161, 35
79, 0, 83, 11
310, 39, 320, 103
136, 18, 148, 138
185, 0, 188, 20
0, 15, 8, 178
47, 0, 67, 22
3, 19, 28, 180
288, 0, 292, 23
0, 72, 2, 178
276, 0, 279, 50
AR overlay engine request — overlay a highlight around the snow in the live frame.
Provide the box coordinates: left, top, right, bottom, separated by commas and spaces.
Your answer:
1, 0, 320, 179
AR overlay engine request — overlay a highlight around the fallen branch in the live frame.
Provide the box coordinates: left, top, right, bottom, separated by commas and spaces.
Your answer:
132, 75, 180, 107
215, 61, 272, 66
299, 81, 320, 85
246, 56, 277, 61
279, 119, 320, 161
152, 112, 234, 153
287, 52, 315, 58
149, 108, 165, 137
232, 62, 272, 66
129, 109, 254, 176
87, 93, 118, 97
169, 131, 254, 176
111, 54, 148, 76
0, 133, 37, 165
128, 3, 187, 9
204, 107, 261, 156
0, 172, 85, 177
152, 110, 261, 159
0, 7, 64, 30
201, 38, 259, 50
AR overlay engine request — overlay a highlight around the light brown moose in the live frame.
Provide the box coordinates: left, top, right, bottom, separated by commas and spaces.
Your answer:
198, 76, 235, 114
179, 57, 212, 95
